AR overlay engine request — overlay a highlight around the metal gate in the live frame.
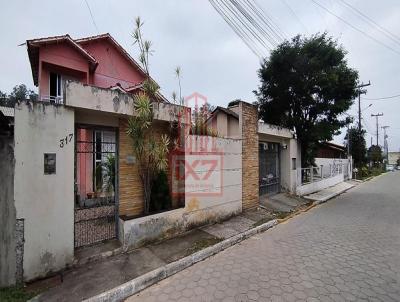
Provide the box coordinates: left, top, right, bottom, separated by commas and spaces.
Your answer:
74, 126, 118, 248
259, 142, 280, 196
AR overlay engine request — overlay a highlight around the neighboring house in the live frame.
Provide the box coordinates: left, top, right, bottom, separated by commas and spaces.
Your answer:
208, 101, 301, 197
304, 141, 352, 196
208, 103, 353, 199
316, 141, 347, 159
388, 151, 400, 166
207, 106, 240, 138
0, 33, 259, 285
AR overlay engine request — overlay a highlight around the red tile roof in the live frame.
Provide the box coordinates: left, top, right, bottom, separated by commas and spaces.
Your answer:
27, 34, 98, 85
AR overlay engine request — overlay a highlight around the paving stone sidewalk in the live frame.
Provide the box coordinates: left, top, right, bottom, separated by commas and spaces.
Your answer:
31, 208, 276, 302
303, 181, 354, 203
127, 172, 400, 302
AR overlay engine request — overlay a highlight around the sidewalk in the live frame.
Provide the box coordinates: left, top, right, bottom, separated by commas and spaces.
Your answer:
30, 208, 277, 302
30, 185, 357, 302
303, 181, 355, 203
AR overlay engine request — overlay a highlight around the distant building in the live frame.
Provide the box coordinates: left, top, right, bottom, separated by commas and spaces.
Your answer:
316, 142, 347, 159
388, 151, 400, 165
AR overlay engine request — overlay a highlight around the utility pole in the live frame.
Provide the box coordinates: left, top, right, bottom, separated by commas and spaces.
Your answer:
371, 113, 383, 146
357, 81, 371, 132
382, 126, 389, 162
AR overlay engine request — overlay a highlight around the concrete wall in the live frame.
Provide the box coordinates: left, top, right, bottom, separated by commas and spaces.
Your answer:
258, 122, 293, 139
388, 152, 400, 165
64, 81, 185, 123
14, 102, 75, 281
296, 173, 344, 196
315, 157, 352, 179
258, 123, 300, 194
227, 116, 239, 138
119, 135, 242, 250
216, 112, 228, 137
0, 135, 16, 286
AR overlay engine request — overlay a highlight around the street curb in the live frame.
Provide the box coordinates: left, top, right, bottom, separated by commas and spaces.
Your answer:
311, 184, 355, 205
84, 219, 278, 302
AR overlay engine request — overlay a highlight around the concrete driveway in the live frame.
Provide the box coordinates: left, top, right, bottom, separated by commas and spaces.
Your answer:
127, 172, 400, 302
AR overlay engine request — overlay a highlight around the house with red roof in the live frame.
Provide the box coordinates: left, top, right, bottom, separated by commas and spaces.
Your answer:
4, 33, 186, 282
1, 33, 248, 285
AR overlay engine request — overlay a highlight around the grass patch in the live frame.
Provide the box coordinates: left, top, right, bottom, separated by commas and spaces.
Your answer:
0, 286, 36, 302
252, 216, 274, 227
274, 211, 291, 219
185, 237, 222, 256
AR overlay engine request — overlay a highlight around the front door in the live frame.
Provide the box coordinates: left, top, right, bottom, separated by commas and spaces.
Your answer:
259, 142, 280, 196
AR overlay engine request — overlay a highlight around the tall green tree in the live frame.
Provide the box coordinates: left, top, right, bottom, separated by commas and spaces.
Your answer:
368, 145, 383, 166
345, 127, 367, 168
255, 33, 359, 166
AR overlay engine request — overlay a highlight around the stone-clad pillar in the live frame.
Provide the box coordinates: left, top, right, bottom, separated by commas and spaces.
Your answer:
238, 101, 259, 210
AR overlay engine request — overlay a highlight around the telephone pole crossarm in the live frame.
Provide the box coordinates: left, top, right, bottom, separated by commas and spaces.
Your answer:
371, 113, 383, 146
357, 81, 371, 132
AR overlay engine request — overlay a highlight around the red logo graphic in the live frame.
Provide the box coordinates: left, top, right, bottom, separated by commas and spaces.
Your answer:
170, 92, 223, 197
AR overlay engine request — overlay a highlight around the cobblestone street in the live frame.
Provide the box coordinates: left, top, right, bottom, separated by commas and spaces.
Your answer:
127, 172, 400, 302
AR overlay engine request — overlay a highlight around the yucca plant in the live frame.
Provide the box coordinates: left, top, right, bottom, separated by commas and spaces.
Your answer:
127, 17, 171, 214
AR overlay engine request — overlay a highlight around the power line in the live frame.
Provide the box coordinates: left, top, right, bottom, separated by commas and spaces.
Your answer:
84, 0, 99, 34
250, 0, 287, 40
362, 94, 400, 100
310, 0, 400, 56
239, 0, 282, 46
280, 0, 308, 34
338, 0, 400, 47
209, 0, 264, 58
230, 0, 278, 48
218, 0, 270, 54
209, 0, 288, 59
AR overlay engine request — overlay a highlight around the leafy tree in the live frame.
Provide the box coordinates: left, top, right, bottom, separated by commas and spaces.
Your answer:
255, 33, 359, 166
397, 156, 400, 167
0, 90, 7, 106
9, 84, 38, 104
126, 17, 170, 214
228, 99, 242, 107
345, 127, 367, 168
0, 85, 38, 106
368, 145, 383, 166
191, 103, 218, 137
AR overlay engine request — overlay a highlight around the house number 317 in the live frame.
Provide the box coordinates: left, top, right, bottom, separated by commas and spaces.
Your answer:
60, 133, 73, 148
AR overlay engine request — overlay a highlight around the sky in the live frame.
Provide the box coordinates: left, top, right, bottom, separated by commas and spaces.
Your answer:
0, 0, 399, 151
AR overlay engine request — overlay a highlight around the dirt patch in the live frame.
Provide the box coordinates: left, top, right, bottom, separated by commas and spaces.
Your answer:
184, 237, 223, 256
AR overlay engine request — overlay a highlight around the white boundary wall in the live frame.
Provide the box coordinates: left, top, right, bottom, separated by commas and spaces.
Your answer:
14, 102, 75, 281
120, 135, 242, 250
315, 157, 352, 180
296, 173, 344, 196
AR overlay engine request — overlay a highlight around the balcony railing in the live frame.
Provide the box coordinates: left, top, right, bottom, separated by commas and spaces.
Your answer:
40, 95, 64, 104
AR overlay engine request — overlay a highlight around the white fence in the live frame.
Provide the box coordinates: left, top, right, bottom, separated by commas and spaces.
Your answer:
296, 157, 352, 196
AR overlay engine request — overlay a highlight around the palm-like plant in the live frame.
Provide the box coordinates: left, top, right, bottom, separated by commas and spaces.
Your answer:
127, 17, 171, 214
102, 154, 116, 194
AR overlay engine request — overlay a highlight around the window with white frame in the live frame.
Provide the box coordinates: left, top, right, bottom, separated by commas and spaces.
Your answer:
49, 72, 62, 100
